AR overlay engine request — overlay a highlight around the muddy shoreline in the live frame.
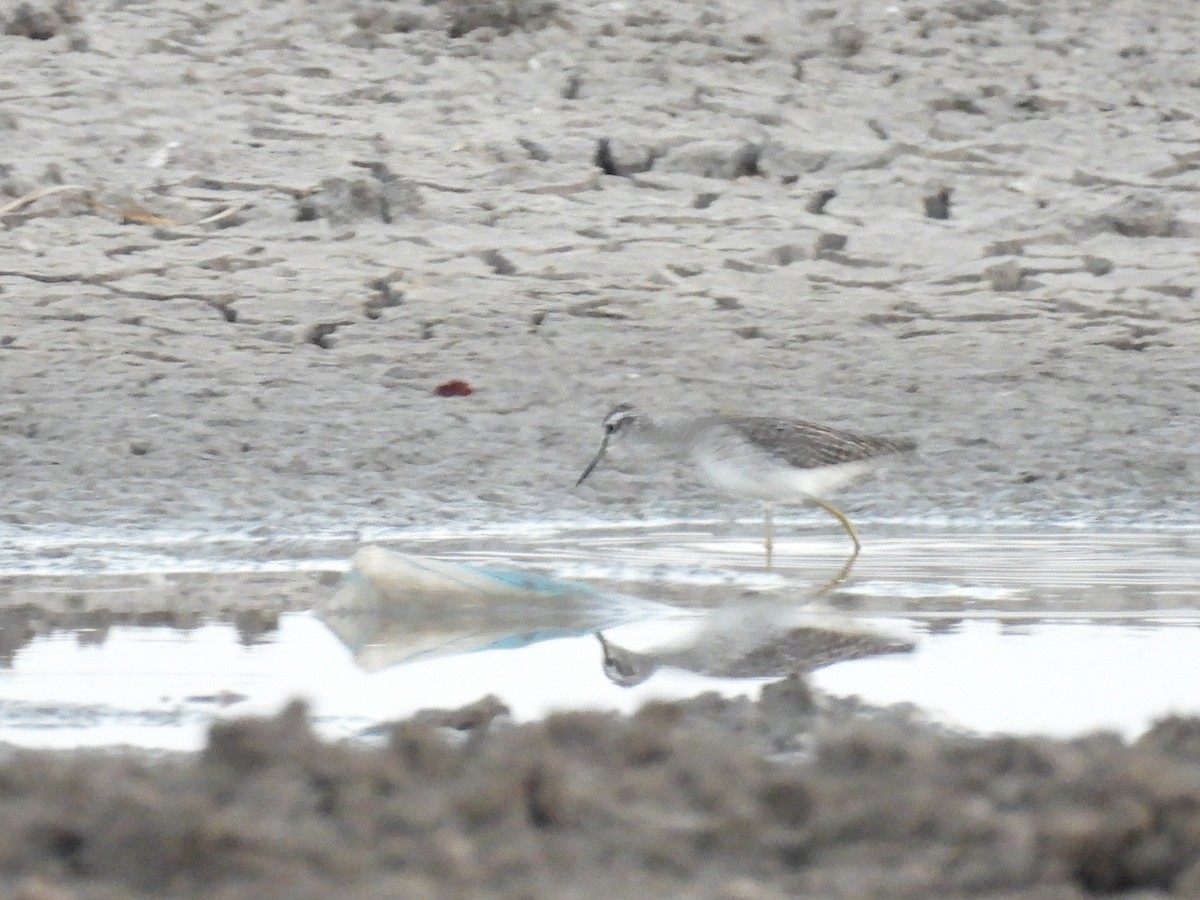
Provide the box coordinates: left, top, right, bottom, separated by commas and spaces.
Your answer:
2, 0, 1198, 539
3, 531, 1200, 896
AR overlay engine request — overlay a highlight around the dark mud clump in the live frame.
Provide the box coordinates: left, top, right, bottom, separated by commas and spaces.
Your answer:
1, 692, 1199, 898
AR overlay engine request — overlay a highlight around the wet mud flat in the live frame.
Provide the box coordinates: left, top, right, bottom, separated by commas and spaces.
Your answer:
2, 693, 1200, 899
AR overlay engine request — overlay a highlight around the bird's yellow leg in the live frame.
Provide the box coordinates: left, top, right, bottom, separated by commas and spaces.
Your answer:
811, 498, 862, 552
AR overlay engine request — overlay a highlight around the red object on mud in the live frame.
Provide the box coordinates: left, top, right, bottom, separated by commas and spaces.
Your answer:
435, 380, 473, 397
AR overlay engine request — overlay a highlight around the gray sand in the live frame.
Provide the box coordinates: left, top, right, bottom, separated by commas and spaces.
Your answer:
2, 0, 1198, 545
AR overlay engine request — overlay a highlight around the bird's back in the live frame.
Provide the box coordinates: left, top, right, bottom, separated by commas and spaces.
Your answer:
712, 416, 915, 470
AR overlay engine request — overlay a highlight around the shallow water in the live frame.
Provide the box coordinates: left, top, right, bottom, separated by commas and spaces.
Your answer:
0, 522, 1197, 750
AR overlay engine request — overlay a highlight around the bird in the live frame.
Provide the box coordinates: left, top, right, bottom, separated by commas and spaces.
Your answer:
575, 403, 915, 565
595, 619, 914, 687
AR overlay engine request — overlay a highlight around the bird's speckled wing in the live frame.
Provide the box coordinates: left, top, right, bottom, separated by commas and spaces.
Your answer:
721, 417, 915, 470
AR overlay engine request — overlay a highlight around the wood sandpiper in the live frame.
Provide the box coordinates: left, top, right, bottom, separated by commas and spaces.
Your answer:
596, 623, 914, 687
575, 404, 915, 565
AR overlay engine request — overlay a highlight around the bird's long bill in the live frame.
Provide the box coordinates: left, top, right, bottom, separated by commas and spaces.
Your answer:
575, 435, 609, 487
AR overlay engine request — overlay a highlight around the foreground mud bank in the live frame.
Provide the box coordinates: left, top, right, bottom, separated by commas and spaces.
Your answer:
2, 692, 1199, 899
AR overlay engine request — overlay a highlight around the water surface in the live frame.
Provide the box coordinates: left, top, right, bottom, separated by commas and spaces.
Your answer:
0, 523, 1197, 750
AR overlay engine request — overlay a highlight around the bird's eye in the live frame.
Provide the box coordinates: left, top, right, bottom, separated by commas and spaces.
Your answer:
604, 422, 616, 434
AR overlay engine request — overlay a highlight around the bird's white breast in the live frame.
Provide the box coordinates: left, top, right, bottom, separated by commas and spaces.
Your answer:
694, 454, 874, 500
